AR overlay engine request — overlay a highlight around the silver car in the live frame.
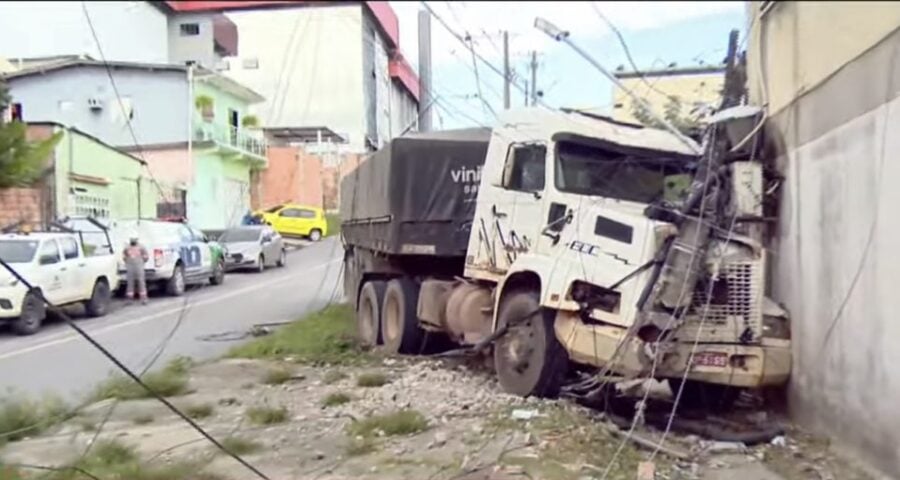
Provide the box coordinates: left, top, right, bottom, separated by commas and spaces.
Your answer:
219, 226, 286, 273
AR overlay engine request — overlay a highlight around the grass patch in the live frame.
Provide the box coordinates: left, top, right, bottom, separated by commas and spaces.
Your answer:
185, 404, 214, 420
344, 438, 377, 457
262, 368, 294, 385
325, 213, 341, 237
322, 370, 348, 385
321, 392, 352, 407
220, 436, 263, 456
356, 372, 389, 388
39, 439, 222, 480
228, 305, 368, 365
347, 410, 428, 438
132, 414, 154, 425
0, 394, 68, 443
245, 406, 288, 426
91, 357, 192, 401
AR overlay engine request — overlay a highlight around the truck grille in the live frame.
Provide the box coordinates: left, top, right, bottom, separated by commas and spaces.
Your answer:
689, 260, 763, 339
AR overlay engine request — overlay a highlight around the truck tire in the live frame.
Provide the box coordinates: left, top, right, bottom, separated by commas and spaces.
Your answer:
85, 279, 111, 317
357, 280, 386, 347
493, 290, 567, 398
381, 277, 424, 354
14, 291, 45, 336
210, 259, 225, 285
666, 378, 741, 413
166, 264, 186, 297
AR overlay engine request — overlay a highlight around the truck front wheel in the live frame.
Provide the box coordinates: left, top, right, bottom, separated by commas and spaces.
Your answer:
381, 277, 424, 354
494, 290, 567, 398
357, 280, 386, 347
14, 291, 46, 336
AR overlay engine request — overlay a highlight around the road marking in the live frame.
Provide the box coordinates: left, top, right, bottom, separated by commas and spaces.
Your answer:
0, 258, 342, 361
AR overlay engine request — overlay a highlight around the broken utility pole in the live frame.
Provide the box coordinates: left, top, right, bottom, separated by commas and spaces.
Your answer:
503, 31, 510, 109
530, 50, 538, 106
417, 9, 433, 132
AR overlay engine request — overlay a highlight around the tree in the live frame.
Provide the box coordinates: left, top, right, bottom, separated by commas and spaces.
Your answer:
0, 78, 61, 188
631, 95, 706, 141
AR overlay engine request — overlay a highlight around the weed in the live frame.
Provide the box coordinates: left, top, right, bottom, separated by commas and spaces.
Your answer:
132, 414, 154, 425
325, 213, 341, 237
322, 370, 347, 385
321, 392, 352, 407
262, 368, 293, 385
228, 305, 369, 365
246, 406, 288, 425
356, 372, 389, 388
220, 436, 262, 456
91, 357, 191, 401
0, 394, 68, 442
347, 410, 428, 438
344, 438, 377, 457
185, 404, 214, 420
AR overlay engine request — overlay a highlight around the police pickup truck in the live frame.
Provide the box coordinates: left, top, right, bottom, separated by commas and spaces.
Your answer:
0, 231, 119, 335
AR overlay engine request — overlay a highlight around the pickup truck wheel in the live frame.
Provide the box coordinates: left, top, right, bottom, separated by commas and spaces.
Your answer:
166, 265, 186, 297
14, 291, 45, 336
255, 255, 265, 273
276, 249, 287, 268
358, 280, 386, 347
381, 278, 424, 355
85, 280, 111, 317
666, 378, 741, 413
309, 229, 322, 242
494, 290, 567, 398
210, 260, 225, 285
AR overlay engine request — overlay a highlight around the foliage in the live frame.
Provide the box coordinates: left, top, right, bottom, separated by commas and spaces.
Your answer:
0, 77, 62, 188
322, 370, 348, 385
261, 367, 294, 385
0, 394, 69, 443
631, 95, 705, 139
37, 440, 223, 480
185, 403, 214, 420
228, 304, 370, 365
194, 94, 214, 111
91, 356, 193, 401
347, 410, 428, 438
219, 436, 262, 456
245, 406, 288, 425
356, 372, 389, 388
321, 392, 352, 407
240, 115, 259, 128
325, 213, 341, 237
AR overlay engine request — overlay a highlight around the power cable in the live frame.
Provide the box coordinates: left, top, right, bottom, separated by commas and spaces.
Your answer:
0, 258, 272, 480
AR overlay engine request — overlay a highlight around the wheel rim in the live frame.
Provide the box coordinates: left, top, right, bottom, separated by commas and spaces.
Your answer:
384, 294, 401, 343
22, 296, 39, 327
94, 283, 110, 312
359, 297, 375, 344
258, 256, 265, 271
495, 309, 545, 395
502, 320, 536, 373
311, 231, 321, 241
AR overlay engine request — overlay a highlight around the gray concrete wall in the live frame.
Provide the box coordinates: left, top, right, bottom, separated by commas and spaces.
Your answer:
168, 13, 218, 70
7, 66, 189, 148
764, 26, 900, 476
0, 1, 168, 64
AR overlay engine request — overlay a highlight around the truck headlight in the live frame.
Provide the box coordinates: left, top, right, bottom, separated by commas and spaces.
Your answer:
762, 315, 791, 340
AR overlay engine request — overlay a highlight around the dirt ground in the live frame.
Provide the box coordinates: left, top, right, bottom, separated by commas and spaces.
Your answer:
0, 354, 880, 480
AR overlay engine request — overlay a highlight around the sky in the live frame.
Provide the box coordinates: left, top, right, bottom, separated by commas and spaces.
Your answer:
390, 1, 748, 129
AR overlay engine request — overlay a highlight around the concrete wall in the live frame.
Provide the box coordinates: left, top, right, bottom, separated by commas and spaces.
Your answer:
258, 147, 324, 210
0, 188, 43, 226
0, 1, 168, 64
390, 80, 419, 137
7, 66, 189, 148
611, 71, 724, 124
222, 5, 367, 150
189, 151, 251, 230
747, 1, 900, 475
168, 13, 218, 69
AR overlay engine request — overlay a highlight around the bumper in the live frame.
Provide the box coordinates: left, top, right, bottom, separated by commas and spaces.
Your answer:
117, 268, 170, 284
555, 312, 791, 389
0, 287, 26, 319
224, 253, 259, 270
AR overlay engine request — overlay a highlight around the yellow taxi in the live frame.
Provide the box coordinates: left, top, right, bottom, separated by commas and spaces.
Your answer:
255, 204, 328, 241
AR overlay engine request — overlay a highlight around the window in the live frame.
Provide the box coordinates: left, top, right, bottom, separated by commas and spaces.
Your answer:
38, 241, 60, 265
279, 209, 300, 218
242, 58, 259, 69
180, 23, 200, 36
0, 240, 39, 263
501, 144, 546, 192
554, 141, 685, 204
298, 209, 316, 219
10, 103, 22, 122
60, 238, 80, 260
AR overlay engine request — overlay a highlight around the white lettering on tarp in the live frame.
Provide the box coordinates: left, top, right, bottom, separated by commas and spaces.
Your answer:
451, 165, 482, 184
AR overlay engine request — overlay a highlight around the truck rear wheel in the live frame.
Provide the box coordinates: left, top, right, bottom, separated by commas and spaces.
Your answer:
85, 279, 111, 317
381, 277, 424, 354
494, 290, 567, 398
357, 280, 386, 347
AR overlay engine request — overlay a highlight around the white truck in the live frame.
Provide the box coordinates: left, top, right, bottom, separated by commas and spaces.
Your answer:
341, 107, 791, 409
0, 231, 119, 335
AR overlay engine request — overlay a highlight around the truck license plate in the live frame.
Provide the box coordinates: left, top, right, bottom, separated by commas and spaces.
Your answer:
693, 352, 728, 368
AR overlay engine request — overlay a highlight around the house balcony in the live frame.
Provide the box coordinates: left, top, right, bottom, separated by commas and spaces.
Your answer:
194, 122, 267, 165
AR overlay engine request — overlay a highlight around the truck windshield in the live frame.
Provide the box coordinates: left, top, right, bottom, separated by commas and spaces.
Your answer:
0, 240, 40, 263
219, 229, 261, 243
555, 141, 690, 204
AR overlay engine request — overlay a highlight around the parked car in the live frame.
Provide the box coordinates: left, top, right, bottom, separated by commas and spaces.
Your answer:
68, 218, 227, 297
255, 204, 327, 241
0, 232, 119, 335
219, 226, 286, 272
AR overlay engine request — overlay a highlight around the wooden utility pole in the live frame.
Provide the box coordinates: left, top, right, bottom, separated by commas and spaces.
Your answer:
503, 31, 510, 109
529, 51, 538, 106
417, 10, 433, 132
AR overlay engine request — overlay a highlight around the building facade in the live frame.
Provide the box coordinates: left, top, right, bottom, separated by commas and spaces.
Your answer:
165, 1, 420, 153
746, 1, 900, 476
611, 65, 725, 126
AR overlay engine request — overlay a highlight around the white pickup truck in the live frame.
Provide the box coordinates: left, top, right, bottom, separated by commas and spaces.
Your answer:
0, 232, 119, 335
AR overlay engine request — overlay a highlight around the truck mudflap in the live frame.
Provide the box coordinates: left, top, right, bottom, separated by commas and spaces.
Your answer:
554, 311, 791, 389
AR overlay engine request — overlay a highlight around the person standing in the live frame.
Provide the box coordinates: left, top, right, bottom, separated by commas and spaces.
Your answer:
123, 236, 149, 305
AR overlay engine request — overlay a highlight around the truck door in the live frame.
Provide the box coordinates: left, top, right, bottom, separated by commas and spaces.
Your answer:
35, 240, 67, 305
488, 142, 547, 270
58, 236, 87, 301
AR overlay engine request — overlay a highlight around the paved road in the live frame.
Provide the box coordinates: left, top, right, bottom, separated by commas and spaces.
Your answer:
0, 238, 344, 401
